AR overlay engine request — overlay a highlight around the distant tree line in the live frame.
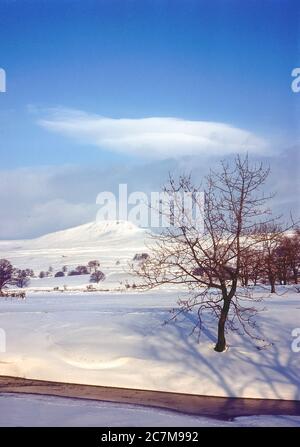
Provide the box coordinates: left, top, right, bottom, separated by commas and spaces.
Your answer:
0, 258, 106, 293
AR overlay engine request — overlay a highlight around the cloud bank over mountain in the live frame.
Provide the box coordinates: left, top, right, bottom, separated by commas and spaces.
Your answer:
38, 108, 269, 159
0, 147, 298, 240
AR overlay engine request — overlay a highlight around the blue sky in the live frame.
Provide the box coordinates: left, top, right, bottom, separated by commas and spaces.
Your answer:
0, 0, 299, 237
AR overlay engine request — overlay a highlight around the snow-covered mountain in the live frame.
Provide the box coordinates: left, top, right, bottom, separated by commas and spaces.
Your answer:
26, 220, 147, 249
0, 220, 149, 272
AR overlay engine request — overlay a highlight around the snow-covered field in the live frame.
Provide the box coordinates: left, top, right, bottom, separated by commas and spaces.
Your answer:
0, 289, 299, 400
1, 393, 300, 427
0, 220, 300, 426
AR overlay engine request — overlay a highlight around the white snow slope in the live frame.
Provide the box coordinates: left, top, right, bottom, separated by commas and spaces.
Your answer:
0, 220, 299, 402
0, 220, 148, 276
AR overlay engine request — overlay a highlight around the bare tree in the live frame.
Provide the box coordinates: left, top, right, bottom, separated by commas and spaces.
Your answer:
245, 248, 264, 286
279, 230, 300, 284
258, 224, 284, 293
88, 260, 100, 273
0, 259, 14, 292
289, 230, 300, 284
239, 247, 262, 287
75, 265, 89, 275
134, 155, 281, 352
275, 237, 290, 286
90, 270, 105, 283
14, 269, 30, 288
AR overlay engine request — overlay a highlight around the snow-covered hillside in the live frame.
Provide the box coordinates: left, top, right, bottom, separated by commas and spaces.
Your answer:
0, 220, 149, 275
28, 220, 147, 248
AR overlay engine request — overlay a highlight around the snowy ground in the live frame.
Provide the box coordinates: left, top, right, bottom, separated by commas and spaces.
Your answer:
0, 220, 299, 413
0, 393, 299, 427
0, 289, 299, 400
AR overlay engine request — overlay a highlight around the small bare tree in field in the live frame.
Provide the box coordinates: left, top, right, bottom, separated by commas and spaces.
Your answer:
0, 259, 14, 293
258, 224, 283, 293
239, 247, 262, 287
14, 269, 30, 288
278, 230, 300, 284
90, 270, 106, 283
88, 260, 100, 273
134, 155, 285, 352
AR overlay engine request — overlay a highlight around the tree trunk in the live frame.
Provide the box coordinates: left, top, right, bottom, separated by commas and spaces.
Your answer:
283, 273, 287, 285
293, 268, 298, 284
270, 279, 276, 293
214, 299, 230, 352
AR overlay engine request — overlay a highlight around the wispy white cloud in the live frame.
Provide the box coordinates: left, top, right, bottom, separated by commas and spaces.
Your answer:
38, 108, 269, 159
